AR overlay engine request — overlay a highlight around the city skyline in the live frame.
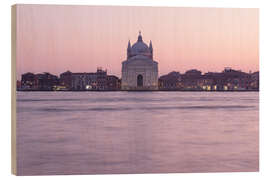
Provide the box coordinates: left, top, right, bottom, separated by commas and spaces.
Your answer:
16, 5, 259, 80
17, 67, 259, 81
18, 67, 259, 91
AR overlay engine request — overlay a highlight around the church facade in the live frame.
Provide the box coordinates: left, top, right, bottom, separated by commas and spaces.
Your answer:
121, 32, 158, 90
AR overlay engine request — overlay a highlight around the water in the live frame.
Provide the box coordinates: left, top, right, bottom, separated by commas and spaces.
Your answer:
16, 91, 259, 175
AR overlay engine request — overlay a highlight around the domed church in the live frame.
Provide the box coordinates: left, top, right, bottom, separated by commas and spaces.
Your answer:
121, 31, 158, 90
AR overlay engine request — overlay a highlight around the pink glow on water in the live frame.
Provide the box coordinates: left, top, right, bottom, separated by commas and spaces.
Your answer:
16, 5, 259, 79
16, 92, 259, 175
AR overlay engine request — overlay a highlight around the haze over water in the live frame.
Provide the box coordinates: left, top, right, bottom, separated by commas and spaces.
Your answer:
16, 91, 259, 175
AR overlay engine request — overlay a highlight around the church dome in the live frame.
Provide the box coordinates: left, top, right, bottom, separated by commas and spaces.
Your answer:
131, 41, 150, 54
128, 31, 152, 58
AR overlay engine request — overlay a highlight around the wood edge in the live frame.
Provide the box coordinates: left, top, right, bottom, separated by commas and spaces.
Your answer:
11, 4, 17, 175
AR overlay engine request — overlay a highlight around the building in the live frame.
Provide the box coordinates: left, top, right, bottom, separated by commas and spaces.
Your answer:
21, 72, 36, 90
59, 71, 72, 89
222, 68, 251, 90
181, 69, 203, 90
60, 71, 96, 90
159, 71, 182, 90
35, 73, 59, 90
21, 72, 59, 90
96, 67, 107, 90
70, 72, 97, 90
250, 71, 259, 90
121, 31, 158, 90
59, 68, 118, 91
107, 75, 120, 90
203, 72, 223, 90
157, 68, 259, 91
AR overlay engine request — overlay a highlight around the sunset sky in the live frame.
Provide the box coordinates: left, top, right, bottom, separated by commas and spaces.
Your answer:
16, 4, 259, 79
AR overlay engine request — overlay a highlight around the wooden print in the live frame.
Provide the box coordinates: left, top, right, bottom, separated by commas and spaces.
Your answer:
11, 4, 259, 175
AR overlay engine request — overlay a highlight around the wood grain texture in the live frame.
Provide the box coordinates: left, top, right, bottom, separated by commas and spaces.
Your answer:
11, 4, 17, 175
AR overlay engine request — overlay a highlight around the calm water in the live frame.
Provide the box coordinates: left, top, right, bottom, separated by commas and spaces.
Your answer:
16, 92, 259, 175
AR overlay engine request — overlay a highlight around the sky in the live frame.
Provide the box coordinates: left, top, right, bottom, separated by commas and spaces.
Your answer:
16, 4, 259, 79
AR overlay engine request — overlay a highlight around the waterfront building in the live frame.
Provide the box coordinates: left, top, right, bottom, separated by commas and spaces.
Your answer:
250, 71, 259, 90
59, 68, 114, 91
159, 71, 182, 90
21, 72, 59, 90
21, 72, 36, 90
60, 71, 96, 90
204, 72, 224, 91
96, 67, 107, 90
35, 73, 59, 90
59, 71, 72, 89
158, 68, 258, 91
181, 69, 203, 90
222, 68, 250, 90
107, 75, 120, 90
70, 72, 97, 90
121, 32, 158, 90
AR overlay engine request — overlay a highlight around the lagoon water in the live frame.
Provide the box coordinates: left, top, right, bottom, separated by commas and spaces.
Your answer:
16, 91, 259, 175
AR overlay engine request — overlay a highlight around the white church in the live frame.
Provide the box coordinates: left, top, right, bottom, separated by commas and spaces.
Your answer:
121, 32, 159, 90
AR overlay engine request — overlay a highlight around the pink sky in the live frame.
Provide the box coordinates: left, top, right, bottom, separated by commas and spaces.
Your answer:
16, 4, 259, 80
